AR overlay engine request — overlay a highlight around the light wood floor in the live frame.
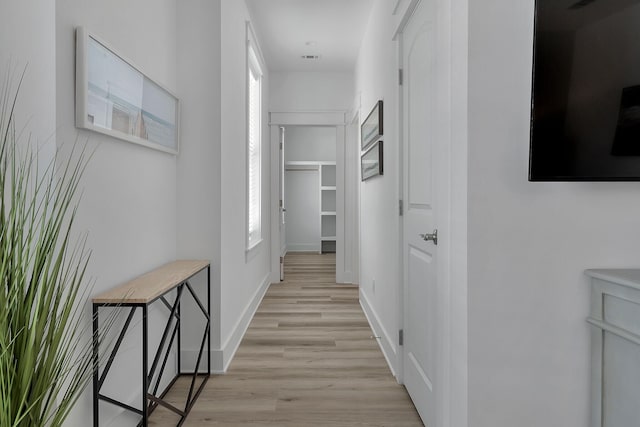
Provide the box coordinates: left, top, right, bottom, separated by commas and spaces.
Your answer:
150, 252, 422, 426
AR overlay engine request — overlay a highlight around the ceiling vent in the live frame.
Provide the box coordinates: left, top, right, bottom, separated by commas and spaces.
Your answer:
569, 0, 598, 9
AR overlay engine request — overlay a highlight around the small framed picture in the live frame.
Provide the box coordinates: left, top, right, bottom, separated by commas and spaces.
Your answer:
361, 141, 383, 181
361, 100, 383, 150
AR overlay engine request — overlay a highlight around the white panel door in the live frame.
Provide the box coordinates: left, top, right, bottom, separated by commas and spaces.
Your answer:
402, 1, 440, 425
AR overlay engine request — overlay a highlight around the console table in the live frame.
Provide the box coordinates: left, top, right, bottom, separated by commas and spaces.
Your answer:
585, 269, 640, 427
92, 260, 211, 427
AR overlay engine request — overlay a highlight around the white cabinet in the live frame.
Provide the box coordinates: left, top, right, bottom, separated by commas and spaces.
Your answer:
585, 269, 640, 427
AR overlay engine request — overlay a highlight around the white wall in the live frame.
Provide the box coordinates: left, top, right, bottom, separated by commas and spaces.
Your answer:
468, 1, 640, 426
56, 1, 179, 424
177, 0, 272, 374
176, 0, 223, 371
0, 0, 56, 169
270, 71, 353, 112
220, 0, 272, 370
354, 0, 402, 372
284, 126, 336, 162
285, 169, 321, 251
4, 0, 271, 425
449, 1, 470, 426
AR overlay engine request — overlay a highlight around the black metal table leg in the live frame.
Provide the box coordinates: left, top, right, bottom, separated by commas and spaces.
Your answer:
142, 305, 149, 426
178, 289, 181, 375
93, 304, 99, 427
207, 265, 211, 376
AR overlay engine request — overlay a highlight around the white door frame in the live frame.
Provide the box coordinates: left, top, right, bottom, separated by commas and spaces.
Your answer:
279, 126, 286, 280
346, 106, 361, 286
395, 1, 468, 426
269, 111, 354, 284
269, 124, 283, 283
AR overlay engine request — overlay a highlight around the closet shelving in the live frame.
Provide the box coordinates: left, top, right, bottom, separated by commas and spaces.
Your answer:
284, 161, 336, 253
320, 163, 336, 253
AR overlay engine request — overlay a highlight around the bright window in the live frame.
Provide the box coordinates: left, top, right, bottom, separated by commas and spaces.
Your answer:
247, 45, 262, 250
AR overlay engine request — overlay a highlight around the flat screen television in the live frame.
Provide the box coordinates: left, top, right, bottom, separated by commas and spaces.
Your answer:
530, 0, 640, 181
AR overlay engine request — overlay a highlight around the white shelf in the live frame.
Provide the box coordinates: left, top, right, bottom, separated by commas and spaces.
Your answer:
319, 162, 336, 253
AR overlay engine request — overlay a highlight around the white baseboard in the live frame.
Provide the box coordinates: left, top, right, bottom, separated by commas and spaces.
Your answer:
337, 270, 353, 284
181, 273, 271, 373
270, 272, 281, 284
100, 358, 177, 426
178, 349, 224, 374
220, 273, 271, 371
287, 243, 320, 252
359, 288, 398, 377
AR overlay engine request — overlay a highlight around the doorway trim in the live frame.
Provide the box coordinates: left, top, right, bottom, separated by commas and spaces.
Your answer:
346, 107, 360, 286
269, 111, 353, 284
395, 0, 469, 426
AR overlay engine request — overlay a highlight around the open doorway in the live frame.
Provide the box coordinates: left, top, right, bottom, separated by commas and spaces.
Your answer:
283, 126, 336, 253
270, 112, 355, 285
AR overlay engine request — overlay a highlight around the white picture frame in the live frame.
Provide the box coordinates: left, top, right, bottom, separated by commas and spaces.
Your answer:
75, 27, 180, 155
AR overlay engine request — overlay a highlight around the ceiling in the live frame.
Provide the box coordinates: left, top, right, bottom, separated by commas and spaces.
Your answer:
245, 0, 374, 72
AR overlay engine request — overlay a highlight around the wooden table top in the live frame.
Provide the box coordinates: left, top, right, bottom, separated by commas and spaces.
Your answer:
93, 260, 209, 304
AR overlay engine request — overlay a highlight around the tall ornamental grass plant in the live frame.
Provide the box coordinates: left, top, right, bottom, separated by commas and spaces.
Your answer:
0, 69, 101, 426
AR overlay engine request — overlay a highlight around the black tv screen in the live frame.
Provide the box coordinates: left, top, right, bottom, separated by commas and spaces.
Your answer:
530, 0, 640, 181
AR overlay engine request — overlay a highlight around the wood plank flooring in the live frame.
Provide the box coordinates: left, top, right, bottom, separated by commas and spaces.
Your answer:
150, 252, 422, 426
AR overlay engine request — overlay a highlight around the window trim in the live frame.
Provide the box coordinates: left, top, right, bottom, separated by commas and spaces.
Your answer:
246, 22, 265, 255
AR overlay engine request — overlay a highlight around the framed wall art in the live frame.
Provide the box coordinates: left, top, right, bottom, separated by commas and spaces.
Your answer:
75, 27, 180, 154
361, 100, 383, 150
361, 140, 383, 181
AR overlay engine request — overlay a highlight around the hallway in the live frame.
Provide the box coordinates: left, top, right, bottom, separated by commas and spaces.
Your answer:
152, 253, 422, 426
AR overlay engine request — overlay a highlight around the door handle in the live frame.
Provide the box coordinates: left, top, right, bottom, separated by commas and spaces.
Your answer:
419, 229, 438, 245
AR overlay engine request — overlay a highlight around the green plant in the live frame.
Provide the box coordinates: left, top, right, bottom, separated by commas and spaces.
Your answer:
0, 69, 99, 426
